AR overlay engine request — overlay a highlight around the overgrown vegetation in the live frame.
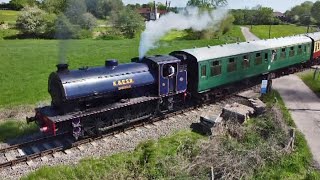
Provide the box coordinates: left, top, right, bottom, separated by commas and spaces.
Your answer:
22, 91, 320, 179
299, 70, 320, 95
250, 24, 314, 39
254, 91, 320, 179
23, 131, 205, 179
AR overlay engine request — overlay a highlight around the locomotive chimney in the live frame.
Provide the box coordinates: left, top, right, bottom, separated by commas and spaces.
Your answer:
105, 59, 118, 67
154, 1, 158, 20
56, 63, 69, 73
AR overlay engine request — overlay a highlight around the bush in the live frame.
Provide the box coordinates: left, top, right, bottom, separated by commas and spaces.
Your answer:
96, 29, 124, 40
75, 29, 92, 39
80, 12, 97, 30
16, 6, 57, 38
185, 14, 235, 40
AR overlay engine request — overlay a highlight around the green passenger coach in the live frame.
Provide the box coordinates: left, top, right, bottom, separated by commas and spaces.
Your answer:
172, 35, 312, 93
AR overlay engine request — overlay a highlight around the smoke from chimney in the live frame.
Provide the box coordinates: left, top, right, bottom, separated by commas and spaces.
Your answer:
138, 7, 229, 59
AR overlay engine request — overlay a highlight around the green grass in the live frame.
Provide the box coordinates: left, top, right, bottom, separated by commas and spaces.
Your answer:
0, 28, 19, 39
224, 25, 245, 42
0, 29, 244, 107
299, 71, 320, 95
254, 91, 320, 179
161, 30, 188, 41
23, 130, 204, 179
0, 120, 37, 142
250, 25, 316, 39
0, 10, 18, 23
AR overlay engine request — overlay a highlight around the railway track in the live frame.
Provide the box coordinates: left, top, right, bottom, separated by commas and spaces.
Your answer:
0, 104, 201, 169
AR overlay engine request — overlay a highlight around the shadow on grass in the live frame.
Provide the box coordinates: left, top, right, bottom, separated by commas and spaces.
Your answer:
0, 120, 37, 142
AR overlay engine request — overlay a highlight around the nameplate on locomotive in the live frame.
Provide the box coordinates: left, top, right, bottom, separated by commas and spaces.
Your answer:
113, 78, 134, 90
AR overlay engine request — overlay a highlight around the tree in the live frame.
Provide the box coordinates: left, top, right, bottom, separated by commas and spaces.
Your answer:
16, 6, 57, 37
85, 0, 123, 18
311, 1, 320, 24
111, 7, 145, 38
285, 1, 314, 24
65, 0, 87, 24
41, 0, 66, 14
255, 7, 274, 25
55, 13, 78, 39
9, 0, 38, 10
98, 0, 123, 18
80, 13, 97, 30
187, 0, 227, 9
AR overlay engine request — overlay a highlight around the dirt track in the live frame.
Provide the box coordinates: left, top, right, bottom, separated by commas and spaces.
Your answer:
240, 26, 260, 41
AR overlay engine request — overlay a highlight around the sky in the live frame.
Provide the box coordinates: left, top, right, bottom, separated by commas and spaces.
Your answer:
0, 0, 318, 12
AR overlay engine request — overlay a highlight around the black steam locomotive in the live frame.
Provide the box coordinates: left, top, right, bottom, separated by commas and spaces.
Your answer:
28, 55, 189, 139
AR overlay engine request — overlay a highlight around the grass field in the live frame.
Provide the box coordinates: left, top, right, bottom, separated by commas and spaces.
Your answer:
250, 24, 316, 39
0, 26, 243, 107
0, 10, 18, 23
0, 120, 37, 142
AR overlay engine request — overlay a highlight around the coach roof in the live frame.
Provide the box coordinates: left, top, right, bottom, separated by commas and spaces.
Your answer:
307, 32, 320, 41
179, 35, 312, 62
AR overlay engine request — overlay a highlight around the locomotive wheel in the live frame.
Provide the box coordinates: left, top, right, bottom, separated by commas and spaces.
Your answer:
94, 119, 104, 135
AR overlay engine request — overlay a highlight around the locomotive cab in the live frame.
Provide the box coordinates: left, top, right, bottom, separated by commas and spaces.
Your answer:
142, 55, 187, 97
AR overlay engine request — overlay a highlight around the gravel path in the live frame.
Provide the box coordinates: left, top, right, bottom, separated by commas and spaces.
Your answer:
240, 26, 260, 41
0, 99, 238, 180
273, 74, 320, 167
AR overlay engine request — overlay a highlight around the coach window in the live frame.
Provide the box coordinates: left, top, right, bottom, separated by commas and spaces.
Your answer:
289, 47, 295, 57
271, 50, 277, 62
255, 53, 262, 65
227, 58, 237, 72
264, 53, 268, 62
304, 45, 307, 53
281, 48, 286, 59
242, 55, 250, 69
298, 45, 303, 55
201, 65, 207, 77
211, 60, 222, 76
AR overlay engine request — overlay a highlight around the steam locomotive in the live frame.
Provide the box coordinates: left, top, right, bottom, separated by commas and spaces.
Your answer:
28, 32, 320, 139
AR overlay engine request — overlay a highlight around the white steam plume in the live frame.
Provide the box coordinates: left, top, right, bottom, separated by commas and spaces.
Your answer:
139, 7, 229, 59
